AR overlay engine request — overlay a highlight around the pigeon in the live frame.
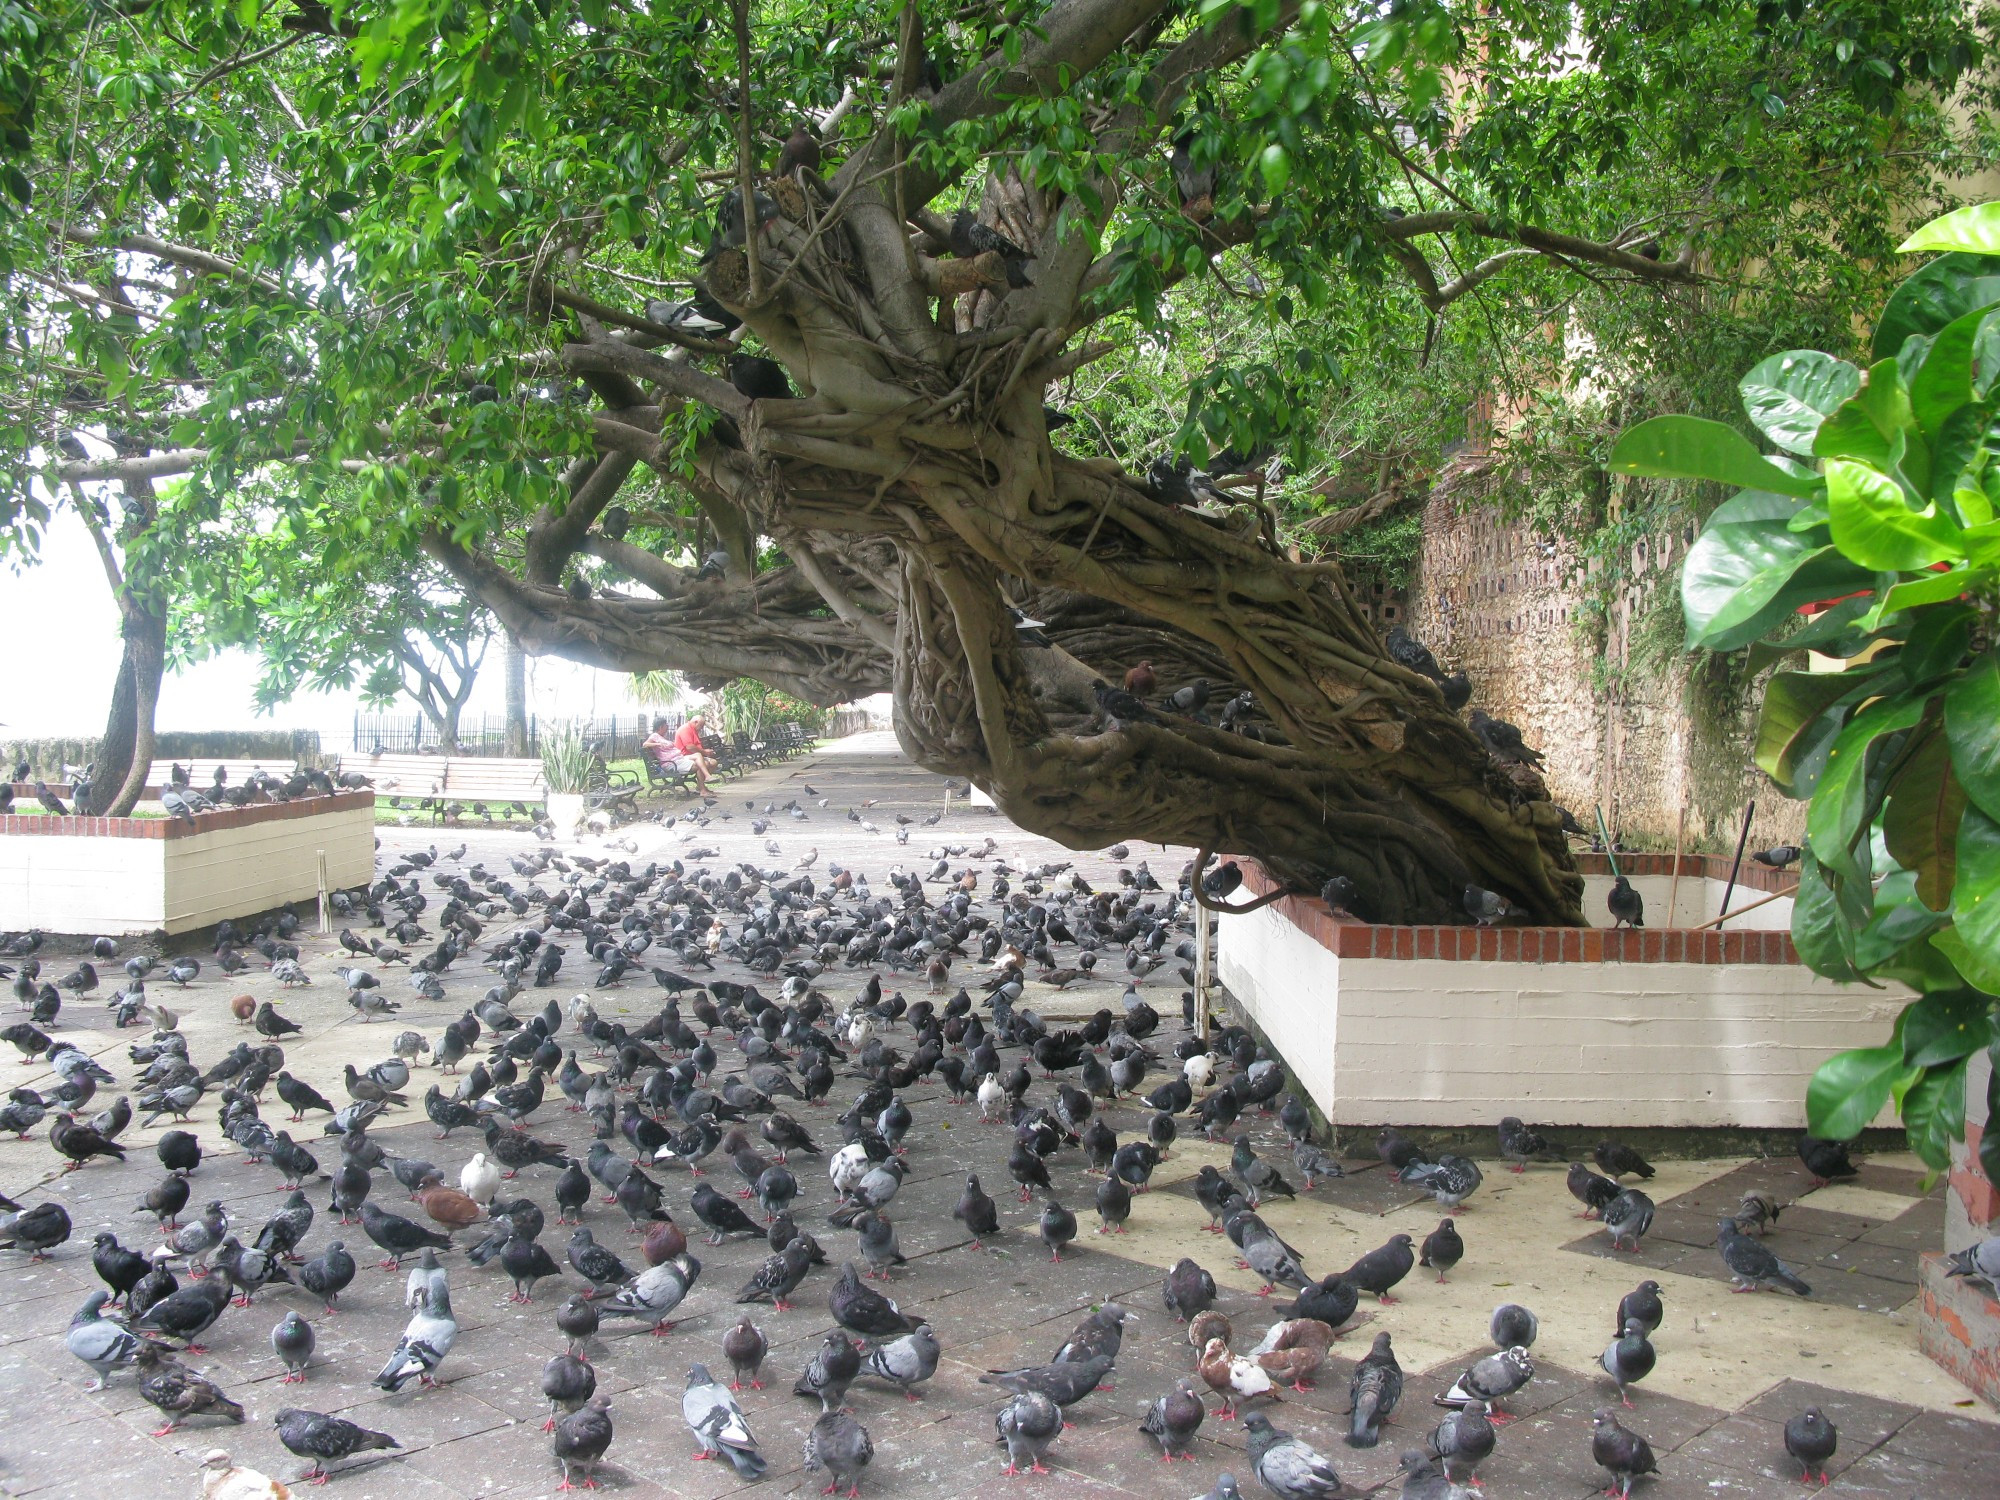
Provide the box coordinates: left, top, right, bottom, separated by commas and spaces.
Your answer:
133, 1275, 232, 1351
1141, 1378, 1206, 1461
1244, 1411, 1343, 1498
1343, 1234, 1415, 1303
600, 1253, 701, 1333
1497, 1116, 1561, 1171
1594, 1140, 1654, 1179
1490, 1303, 1538, 1350
723, 1314, 768, 1390
1944, 1236, 2000, 1294
1347, 1331, 1403, 1448
1424, 1400, 1495, 1487
1039, 1199, 1077, 1261
953, 1172, 1001, 1248
274, 1408, 400, 1481
829, 1261, 918, 1340
1590, 1408, 1658, 1497
736, 1237, 813, 1310
1567, 1162, 1622, 1219
556, 1294, 600, 1359
684, 1362, 766, 1479
271, 1309, 315, 1382
65, 1289, 145, 1389
1717, 1218, 1811, 1295
1797, 1134, 1858, 1186
1164, 1257, 1217, 1322
1602, 1189, 1655, 1252
1600, 1318, 1656, 1407
542, 1353, 599, 1438
551, 1392, 615, 1490
804, 1408, 874, 1497
1441, 1347, 1534, 1421
359, 1200, 451, 1270
1197, 1337, 1275, 1419
795, 1329, 863, 1410
375, 1280, 458, 1390
1784, 1406, 1839, 1485
979, 1352, 1114, 1412
1617, 1281, 1663, 1336
135, 1343, 245, 1434
196, 1450, 291, 1500
565, 1226, 633, 1298
995, 1390, 1061, 1476
1420, 1219, 1463, 1282
862, 1323, 939, 1400
1607, 876, 1644, 928
300, 1240, 356, 1312
1397, 1450, 1474, 1500
1733, 1188, 1785, 1236
1400, 1153, 1482, 1211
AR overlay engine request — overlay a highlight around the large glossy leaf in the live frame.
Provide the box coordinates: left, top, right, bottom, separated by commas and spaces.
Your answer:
1806, 1041, 1918, 1140
1709, 488, 1811, 525
1791, 852, 1860, 981
1951, 803, 2000, 985
1740, 352, 1862, 457
1874, 254, 2000, 361
1610, 416, 1820, 496
1900, 1056, 1969, 1172
1826, 459, 1963, 571
1756, 670, 1861, 788
1808, 691, 1929, 888
1901, 204, 2000, 256
1944, 650, 2000, 823
1900, 988, 1994, 1068
1680, 529, 1873, 651
1883, 727, 1968, 911
1854, 869, 1952, 969
1909, 305, 1997, 442
1877, 566, 1990, 618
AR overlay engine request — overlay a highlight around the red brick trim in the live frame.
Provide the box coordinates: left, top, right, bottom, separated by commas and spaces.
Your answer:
0, 790, 373, 840
1234, 858, 1800, 966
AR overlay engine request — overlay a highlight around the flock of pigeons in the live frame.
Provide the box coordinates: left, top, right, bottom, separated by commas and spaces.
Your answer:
0, 768, 1915, 1498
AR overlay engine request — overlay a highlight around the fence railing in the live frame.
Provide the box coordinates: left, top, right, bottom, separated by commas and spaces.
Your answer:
348, 712, 681, 760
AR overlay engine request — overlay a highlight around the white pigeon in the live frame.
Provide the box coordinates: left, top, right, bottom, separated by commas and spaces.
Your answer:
844, 1012, 874, 1050
1184, 1054, 1217, 1090
459, 1152, 502, 1205
375, 1282, 458, 1392
829, 1142, 871, 1196
977, 1072, 1005, 1123
199, 1449, 293, 1499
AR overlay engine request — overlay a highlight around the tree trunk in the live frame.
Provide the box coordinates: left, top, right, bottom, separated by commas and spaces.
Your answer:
97, 594, 166, 817
502, 631, 529, 756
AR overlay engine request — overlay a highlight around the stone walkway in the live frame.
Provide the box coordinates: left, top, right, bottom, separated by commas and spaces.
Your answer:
0, 732, 1993, 1499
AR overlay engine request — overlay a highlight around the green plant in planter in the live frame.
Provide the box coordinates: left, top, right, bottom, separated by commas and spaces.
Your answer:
1610, 201, 2000, 1181
539, 720, 595, 796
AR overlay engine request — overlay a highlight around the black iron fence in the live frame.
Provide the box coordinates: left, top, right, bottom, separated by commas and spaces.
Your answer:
349, 712, 677, 760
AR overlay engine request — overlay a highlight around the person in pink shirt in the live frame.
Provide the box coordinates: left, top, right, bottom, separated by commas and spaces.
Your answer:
643, 713, 717, 793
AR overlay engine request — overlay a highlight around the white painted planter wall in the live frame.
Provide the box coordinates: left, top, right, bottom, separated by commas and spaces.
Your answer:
1216, 897, 1907, 1131
0, 800, 375, 936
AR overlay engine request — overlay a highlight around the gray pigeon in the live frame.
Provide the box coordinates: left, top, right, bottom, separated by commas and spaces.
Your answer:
66, 1290, 143, 1389
684, 1362, 765, 1479
1195, 1477, 1248, 1500
1424, 1399, 1495, 1485
1590, 1408, 1658, 1497
1245, 1411, 1343, 1498
1489, 1304, 1538, 1349
1602, 1189, 1655, 1252
978, 1351, 1113, 1409
1140, 1378, 1205, 1461
551, 1393, 614, 1490
1784, 1406, 1838, 1485
1400, 1154, 1482, 1210
1600, 1318, 1655, 1406
275, 1408, 400, 1483
375, 1280, 457, 1391
804, 1408, 874, 1497
1442, 1346, 1534, 1418
1347, 1331, 1403, 1447
1944, 1236, 2000, 1293
995, 1390, 1061, 1476
541, 1352, 597, 1432
272, 1309, 315, 1383
600, 1253, 701, 1332
1717, 1219, 1811, 1295
862, 1323, 939, 1399
795, 1329, 863, 1410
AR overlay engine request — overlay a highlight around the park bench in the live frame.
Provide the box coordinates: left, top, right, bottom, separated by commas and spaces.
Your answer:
337, 751, 549, 823
145, 757, 300, 794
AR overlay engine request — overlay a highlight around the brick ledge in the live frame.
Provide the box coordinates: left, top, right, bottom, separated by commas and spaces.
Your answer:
0, 789, 374, 840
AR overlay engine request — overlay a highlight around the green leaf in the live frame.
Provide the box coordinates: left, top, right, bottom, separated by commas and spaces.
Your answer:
1874, 254, 2000, 362
1929, 924, 2000, 991
1826, 459, 1963, 571
1877, 567, 1989, 617
1610, 415, 1820, 496
1679, 522, 1872, 651
1709, 488, 1811, 525
1883, 729, 1968, 911
1951, 802, 2000, 982
1900, 989, 1993, 1068
1755, 670, 1861, 788
1855, 870, 1952, 969
1807, 1042, 1918, 1140
1901, 203, 2000, 255
1900, 1056, 1969, 1172
1908, 305, 1997, 441
1944, 650, 2000, 823
1808, 691, 1928, 888
1740, 351, 1862, 456
1791, 852, 1860, 981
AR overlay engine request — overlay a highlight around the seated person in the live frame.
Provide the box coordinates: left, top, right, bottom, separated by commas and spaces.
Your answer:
641, 714, 718, 794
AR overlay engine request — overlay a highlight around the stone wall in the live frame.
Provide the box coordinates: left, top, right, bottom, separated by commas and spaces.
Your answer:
1394, 484, 1807, 854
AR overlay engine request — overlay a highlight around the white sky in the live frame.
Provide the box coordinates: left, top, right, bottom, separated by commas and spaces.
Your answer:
0, 506, 662, 746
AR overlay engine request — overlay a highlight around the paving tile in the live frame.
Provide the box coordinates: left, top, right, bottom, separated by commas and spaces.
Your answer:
1738, 1377, 1925, 1453
1822, 1445, 1959, 1497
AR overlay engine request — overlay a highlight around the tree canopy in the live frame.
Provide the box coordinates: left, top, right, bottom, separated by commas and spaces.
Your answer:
3, 0, 1995, 915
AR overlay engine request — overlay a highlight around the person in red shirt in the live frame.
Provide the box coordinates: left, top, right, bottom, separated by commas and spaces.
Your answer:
642, 713, 717, 794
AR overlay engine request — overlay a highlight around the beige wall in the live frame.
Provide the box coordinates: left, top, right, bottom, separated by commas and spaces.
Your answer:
0, 803, 375, 936
1217, 901, 1904, 1130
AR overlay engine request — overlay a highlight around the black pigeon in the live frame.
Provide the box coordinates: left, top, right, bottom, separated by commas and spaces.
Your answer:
1797, 1133, 1858, 1185
828, 1261, 917, 1340
1163, 1256, 1216, 1322
1784, 1407, 1838, 1485
1346, 1330, 1402, 1448
1419, 1219, 1463, 1282
1342, 1234, 1415, 1303
1590, 1409, 1658, 1498
275, 1408, 400, 1482
1567, 1162, 1622, 1219
358, 1201, 451, 1270
1594, 1140, 1654, 1179
1607, 876, 1644, 929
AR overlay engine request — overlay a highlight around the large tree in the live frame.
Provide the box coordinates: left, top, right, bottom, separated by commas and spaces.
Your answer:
2, 0, 1992, 917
